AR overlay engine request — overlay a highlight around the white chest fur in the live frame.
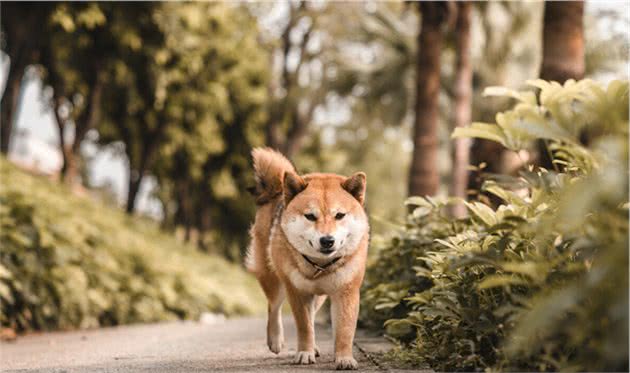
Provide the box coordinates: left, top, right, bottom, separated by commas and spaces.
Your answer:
288, 255, 362, 295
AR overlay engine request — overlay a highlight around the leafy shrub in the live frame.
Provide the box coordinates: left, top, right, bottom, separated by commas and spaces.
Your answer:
0, 160, 264, 332
362, 79, 629, 371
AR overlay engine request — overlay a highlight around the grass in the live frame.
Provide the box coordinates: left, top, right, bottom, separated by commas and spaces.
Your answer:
0, 158, 264, 332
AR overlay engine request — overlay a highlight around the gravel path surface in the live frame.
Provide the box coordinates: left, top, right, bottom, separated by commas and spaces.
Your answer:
1, 317, 393, 372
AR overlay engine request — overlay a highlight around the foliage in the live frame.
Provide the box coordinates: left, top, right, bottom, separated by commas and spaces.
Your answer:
0, 159, 264, 332
305, 2, 543, 225
362, 79, 629, 371
150, 2, 269, 259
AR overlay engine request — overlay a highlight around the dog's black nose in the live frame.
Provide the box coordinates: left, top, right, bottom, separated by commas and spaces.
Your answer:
319, 236, 335, 250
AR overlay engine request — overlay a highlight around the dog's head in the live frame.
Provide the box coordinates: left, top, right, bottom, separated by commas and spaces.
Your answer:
280, 172, 368, 260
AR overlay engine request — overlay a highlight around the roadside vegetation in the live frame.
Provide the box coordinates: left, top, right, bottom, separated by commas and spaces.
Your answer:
0, 159, 264, 332
362, 79, 629, 372
1, 3, 628, 371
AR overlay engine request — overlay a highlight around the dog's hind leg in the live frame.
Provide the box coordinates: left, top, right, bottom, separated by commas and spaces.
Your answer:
258, 272, 285, 354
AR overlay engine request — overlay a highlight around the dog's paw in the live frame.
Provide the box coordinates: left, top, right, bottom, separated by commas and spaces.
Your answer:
314, 345, 321, 357
293, 350, 316, 365
335, 356, 358, 370
267, 335, 284, 354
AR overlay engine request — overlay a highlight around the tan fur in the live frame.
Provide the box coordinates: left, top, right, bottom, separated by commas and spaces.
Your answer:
247, 148, 369, 370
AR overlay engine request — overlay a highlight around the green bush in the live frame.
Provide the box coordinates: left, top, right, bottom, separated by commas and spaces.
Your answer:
0, 159, 264, 332
362, 79, 629, 371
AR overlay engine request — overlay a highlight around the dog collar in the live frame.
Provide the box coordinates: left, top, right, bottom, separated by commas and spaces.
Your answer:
301, 254, 342, 279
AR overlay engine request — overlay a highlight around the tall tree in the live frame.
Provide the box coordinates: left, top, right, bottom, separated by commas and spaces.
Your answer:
317, 2, 540, 204
408, 2, 450, 197
467, 2, 541, 196
96, 3, 168, 213
538, 1, 584, 168
263, 1, 324, 157
0, 3, 54, 154
152, 2, 268, 254
101, 60, 168, 215
449, 2, 473, 217
42, 3, 110, 184
540, 1, 585, 82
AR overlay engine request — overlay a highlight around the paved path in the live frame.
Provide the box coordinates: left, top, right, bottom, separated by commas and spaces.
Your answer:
1, 317, 400, 372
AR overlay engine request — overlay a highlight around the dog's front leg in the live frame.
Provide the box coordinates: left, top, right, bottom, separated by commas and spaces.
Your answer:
331, 288, 360, 370
286, 287, 316, 365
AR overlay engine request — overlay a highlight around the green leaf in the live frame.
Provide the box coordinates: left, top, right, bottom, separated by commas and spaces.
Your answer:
477, 274, 529, 290
464, 201, 499, 226
483, 86, 538, 105
500, 261, 545, 281
452, 123, 507, 148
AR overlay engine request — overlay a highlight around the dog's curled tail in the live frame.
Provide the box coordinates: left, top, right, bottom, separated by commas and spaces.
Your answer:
250, 147, 295, 205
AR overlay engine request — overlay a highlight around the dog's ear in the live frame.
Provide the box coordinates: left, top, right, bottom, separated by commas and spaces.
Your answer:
342, 172, 366, 205
283, 172, 307, 203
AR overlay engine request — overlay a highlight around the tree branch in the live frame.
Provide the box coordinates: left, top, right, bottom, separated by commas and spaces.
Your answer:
73, 63, 105, 151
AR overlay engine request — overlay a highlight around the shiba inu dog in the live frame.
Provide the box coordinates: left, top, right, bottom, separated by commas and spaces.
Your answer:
246, 148, 369, 370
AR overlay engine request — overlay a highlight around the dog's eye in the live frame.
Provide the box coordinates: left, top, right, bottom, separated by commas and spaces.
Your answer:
335, 212, 346, 220
304, 213, 317, 221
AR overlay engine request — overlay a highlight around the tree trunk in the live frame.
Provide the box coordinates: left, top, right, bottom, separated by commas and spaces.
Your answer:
264, 1, 315, 157
408, 2, 448, 197
449, 2, 473, 217
265, 120, 281, 150
538, 1, 584, 168
283, 106, 311, 157
184, 225, 191, 243
73, 67, 105, 153
62, 69, 105, 185
52, 96, 79, 184
196, 203, 212, 251
126, 169, 142, 214
63, 151, 80, 186
1, 3, 52, 155
124, 118, 167, 214
0, 61, 26, 155
540, 1, 585, 82
180, 181, 193, 242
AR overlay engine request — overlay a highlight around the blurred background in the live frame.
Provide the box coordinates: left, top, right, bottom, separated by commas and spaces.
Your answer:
0, 2, 629, 365
1, 2, 627, 259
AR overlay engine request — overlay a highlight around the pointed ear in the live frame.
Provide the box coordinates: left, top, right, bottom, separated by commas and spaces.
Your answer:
342, 172, 367, 205
283, 172, 307, 203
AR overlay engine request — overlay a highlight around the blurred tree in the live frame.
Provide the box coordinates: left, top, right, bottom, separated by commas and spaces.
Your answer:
449, 2, 472, 217
256, 2, 418, 231
467, 2, 541, 195
327, 2, 417, 127
540, 1, 585, 82
310, 3, 417, 227
96, 3, 169, 213
408, 2, 451, 197
295, 2, 539, 221
321, 2, 537, 200
41, 3, 110, 184
537, 0, 584, 168
0, 3, 55, 154
584, 7, 629, 78
262, 1, 324, 157
148, 3, 268, 256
